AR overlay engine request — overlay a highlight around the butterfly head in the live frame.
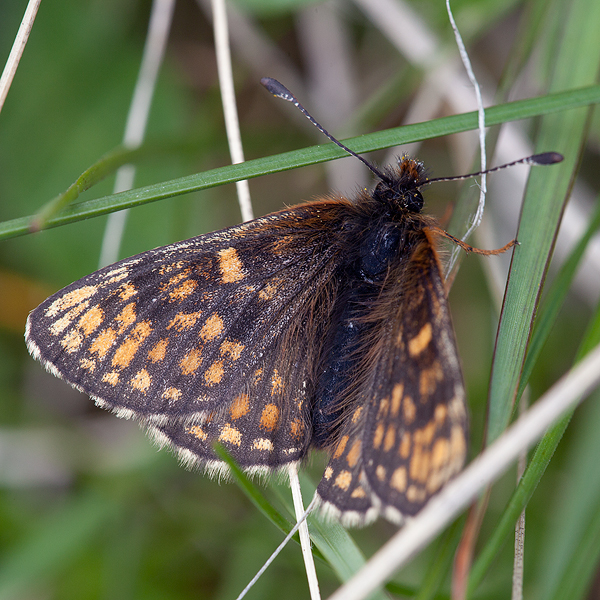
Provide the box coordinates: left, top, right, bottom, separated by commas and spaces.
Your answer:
372, 155, 426, 213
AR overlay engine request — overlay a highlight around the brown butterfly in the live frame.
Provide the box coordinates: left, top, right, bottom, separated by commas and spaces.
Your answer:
25, 78, 562, 526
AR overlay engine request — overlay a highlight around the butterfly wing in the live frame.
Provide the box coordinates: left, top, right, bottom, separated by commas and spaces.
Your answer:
26, 203, 347, 471
315, 228, 467, 525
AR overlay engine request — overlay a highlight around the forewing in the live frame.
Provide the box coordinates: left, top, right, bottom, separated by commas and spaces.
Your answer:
26, 205, 342, 436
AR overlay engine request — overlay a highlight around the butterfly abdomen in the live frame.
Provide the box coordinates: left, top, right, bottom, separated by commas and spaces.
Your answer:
312, 202, 418, 450
313, 282, 372, 449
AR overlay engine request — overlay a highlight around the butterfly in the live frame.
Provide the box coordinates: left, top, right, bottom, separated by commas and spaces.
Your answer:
25, 78, 561, 526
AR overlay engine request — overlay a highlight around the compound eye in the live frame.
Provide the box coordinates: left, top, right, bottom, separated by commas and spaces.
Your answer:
404, 190, 423, 212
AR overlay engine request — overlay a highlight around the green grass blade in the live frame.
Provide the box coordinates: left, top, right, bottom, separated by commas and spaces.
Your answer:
1, 86, 599, 242
216, 449, 388, 598
212, 444, 306, 548
486, 0, 600, 444
469, 0, 600, 591
468, 412, 571, 595
269, 473, 388, 598
518, 198, 600, 398
469, 263, 600, 596
415, 519, 463, 600
296, 475, 386, 597
549, 494, 600, 599
30, 145, 148, 231
543, 389, 600, 600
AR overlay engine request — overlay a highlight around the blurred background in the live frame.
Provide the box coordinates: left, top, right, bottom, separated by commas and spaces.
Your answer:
1, 0, 599, 598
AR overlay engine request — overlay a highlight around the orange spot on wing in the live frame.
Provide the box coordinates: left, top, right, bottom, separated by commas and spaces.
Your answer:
346, 440, 361, 468
430, 438, 450, 471
204, 360, 224, 385
200, 313, 224, 341
434, 404, 448, 424
60, 329, 84, 353
180, 349, 203, 375
78, 306, 104, 336
403, 395, 416, 424
230, 393, 250, 419
104, 266, 130, 284
219, 423, 242, 446
450, 426, 467, 468
117, 282, 137, 301
115, 303, 137, 333
390, 383, 403, 418
50, 302, 89, 336
351, 486, 367, 498
186, 424, 207, 441
45, 286, 97, 317
259, 279, 280, 301
162, 387, 182, 401
252, 438, 274, 451
419, 361, 443, 398
112, 321, 152, 368
79, 358, 95, 372
290, 418, 304, 439
167, 311, 203, 331
334, 470, 352, 491
377, 397, 390, 419
218, 247, 244, 283
158, 261, 185, 276
102, 371, 120, 386
260, 404, 279, 431
148, 339, 168, 362
399, 432, 411, 458
131, 369, 151, 393
408, 323, 432, 357
418, 421, 436, 445
373, 423, 385, 449
384, 425, 396, 452
169, 279, 197, 302
219, 339, 244, 361
89, 328, 117, 358
333, 435, 349, 459
391, 467, 407, 492
162, 269, 192, 292
271, 370, 283, 396
409, 441, 430, 484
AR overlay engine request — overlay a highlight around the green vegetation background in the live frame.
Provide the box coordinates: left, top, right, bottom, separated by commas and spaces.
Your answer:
0, 0, 599, 599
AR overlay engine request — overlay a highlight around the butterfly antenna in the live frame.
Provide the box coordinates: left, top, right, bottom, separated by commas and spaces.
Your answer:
423, 152, 563, 186
261, 77, 393, 186
261, 78, 563, 189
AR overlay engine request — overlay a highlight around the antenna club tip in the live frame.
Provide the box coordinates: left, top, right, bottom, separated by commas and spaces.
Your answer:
260, 77, 293, 101
531, 152, 564, 165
